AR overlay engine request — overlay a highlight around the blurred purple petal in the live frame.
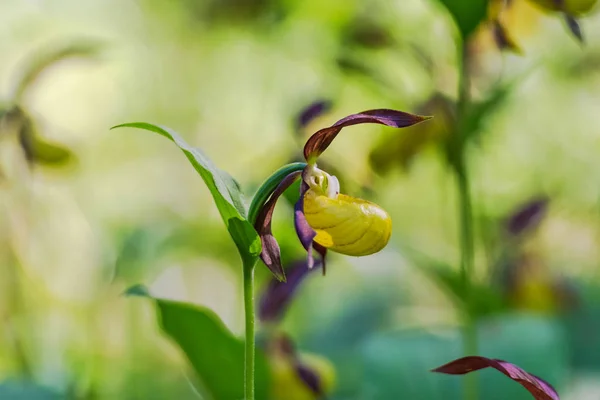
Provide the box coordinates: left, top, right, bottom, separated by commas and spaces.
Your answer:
297, 100, 333, 131
255, 171, 302, 282
564, 14, 584, 43
303, 109, 431, 161
506, 197, 549, 236
271, 334, 325, 396
432, 356, 559, 400
492, 20, 522, 54
258, 260, 318, 322
296, 363, 323, 396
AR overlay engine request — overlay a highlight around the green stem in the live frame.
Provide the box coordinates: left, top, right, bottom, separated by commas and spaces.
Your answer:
242, 161, 307, 399
243, 261, 256, 400
456, 42, 478, 400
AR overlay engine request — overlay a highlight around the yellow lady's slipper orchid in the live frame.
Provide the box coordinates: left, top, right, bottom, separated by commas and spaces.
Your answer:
254, 109, 428, 281
302, 167, 392, 257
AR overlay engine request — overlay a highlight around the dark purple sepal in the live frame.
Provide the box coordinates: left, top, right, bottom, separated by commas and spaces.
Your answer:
303, 109, 431, 162
294, 177, 318, 269
432, 356, 560, 400
255, 171, 302, 282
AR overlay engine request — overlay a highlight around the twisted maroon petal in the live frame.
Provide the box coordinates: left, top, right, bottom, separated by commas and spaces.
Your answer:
432, 356, 559, 400
303, 109, 430, 161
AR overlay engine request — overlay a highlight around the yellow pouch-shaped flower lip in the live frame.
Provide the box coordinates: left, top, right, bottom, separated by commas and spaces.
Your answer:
303, 189, 392, 256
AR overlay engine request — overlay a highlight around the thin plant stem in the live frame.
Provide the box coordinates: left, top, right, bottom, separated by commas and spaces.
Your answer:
243, 261, 256, 400
455, 42, 478, 400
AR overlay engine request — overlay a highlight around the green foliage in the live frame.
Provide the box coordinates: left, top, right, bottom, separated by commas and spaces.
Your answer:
359, 314, 567, 399
0, 381, 62, 400
421, 260, 506, 319
126, 286, 271, 400
112, 123, 261, 268
437, 0, 489, 40
11, 40, 102, 102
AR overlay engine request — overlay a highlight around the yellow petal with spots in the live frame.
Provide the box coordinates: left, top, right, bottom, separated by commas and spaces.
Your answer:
303, 189, 392, 256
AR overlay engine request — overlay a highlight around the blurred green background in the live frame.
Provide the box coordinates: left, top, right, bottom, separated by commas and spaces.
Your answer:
1, 0, 600, 399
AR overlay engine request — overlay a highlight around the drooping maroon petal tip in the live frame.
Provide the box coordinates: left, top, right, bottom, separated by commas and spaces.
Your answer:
432, 356, 560, 400
255, 171, 302, 282
303, 109, 431, 162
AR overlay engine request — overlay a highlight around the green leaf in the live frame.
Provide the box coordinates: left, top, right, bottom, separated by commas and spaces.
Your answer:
0, 381, 62, 400
111, 123, 261, 267
126, 286, 270, 400
438, 0, 489, 40
12, 39, 103, 102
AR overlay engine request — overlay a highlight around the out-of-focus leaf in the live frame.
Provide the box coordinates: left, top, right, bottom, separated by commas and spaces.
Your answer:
432, 356, 560, 400
112, 123, 261, 267
0, 381, 62, 399
438, 0, 490, 40
126, 285, 270, 400
343, 17, 393, 49
360, 314, 567, 399
563, 281, 600, 370
461, 83, 512, 144
369, 94, 454, 174
420, 259, 506, 318
27, 135, 74, 166
12, 40, 102, 101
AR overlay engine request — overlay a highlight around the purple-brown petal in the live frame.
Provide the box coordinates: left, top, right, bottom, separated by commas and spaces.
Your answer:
258, 260, 318, 322
303, 109, 431, 162
255, 171, 302, 282
294, 178, 317, 269
432, 356, 560, 400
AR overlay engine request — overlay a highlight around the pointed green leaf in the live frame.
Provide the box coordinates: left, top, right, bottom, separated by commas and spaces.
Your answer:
438, 0, 489, 40
111, 123, 261, 266
128, 287, 270, 400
